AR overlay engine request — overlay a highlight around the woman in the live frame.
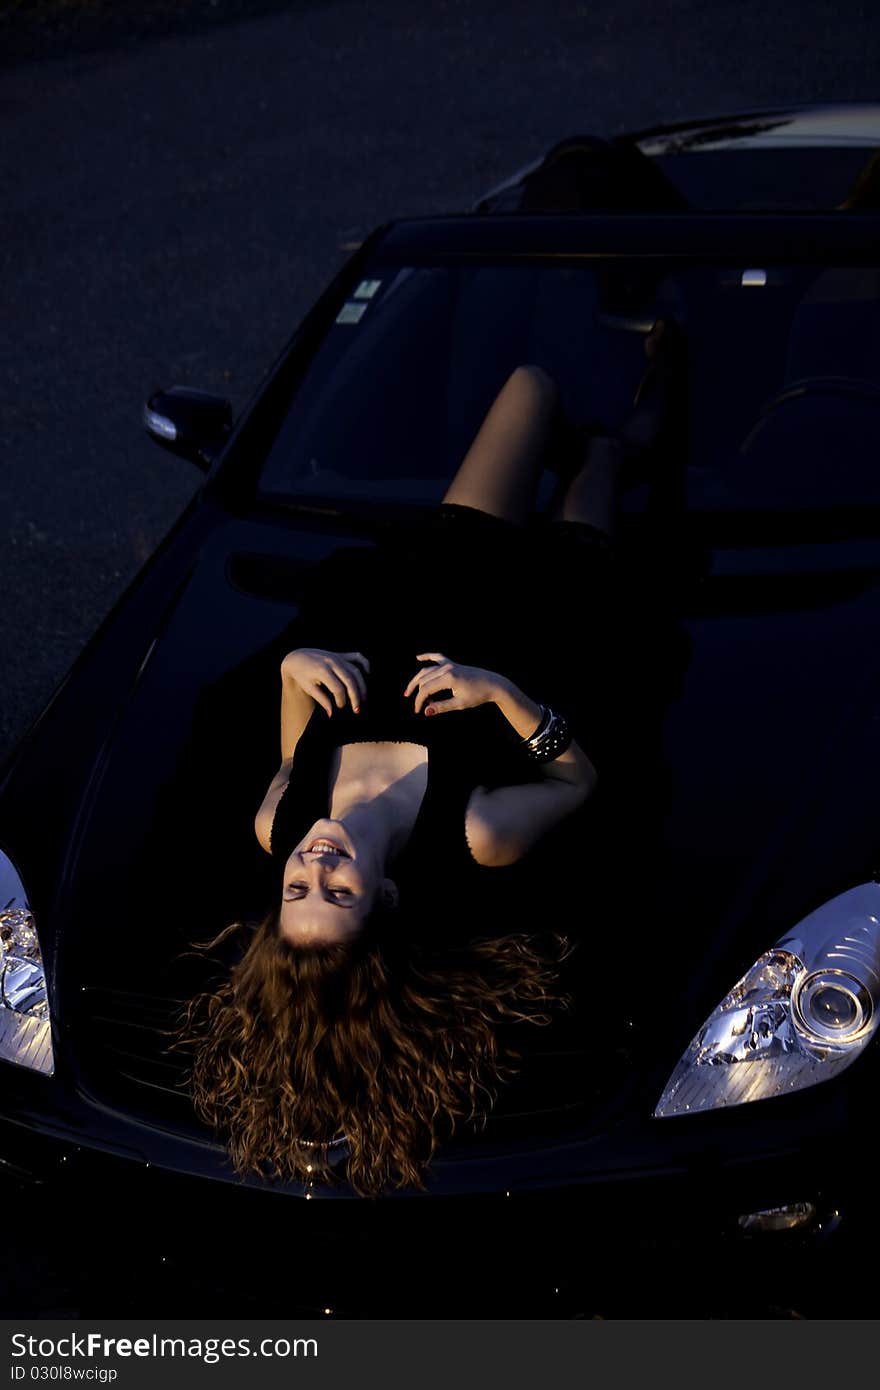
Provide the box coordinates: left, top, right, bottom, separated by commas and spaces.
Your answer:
174, 321, 687, 1195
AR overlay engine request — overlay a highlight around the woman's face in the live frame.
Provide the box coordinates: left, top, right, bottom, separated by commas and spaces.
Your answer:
279, 819, 395, 946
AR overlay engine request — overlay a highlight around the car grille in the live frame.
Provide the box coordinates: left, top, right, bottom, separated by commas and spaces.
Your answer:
75, 987, 204, 1132
75, 986, 638, 1148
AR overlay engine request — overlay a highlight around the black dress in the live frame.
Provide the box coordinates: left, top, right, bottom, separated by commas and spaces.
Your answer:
267, 504, 659, 938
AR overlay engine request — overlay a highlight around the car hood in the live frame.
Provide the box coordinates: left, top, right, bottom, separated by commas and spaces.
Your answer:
54, 514, 880, 1148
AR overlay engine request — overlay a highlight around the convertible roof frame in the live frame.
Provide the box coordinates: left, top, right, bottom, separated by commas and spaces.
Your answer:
375, 212, 880, 265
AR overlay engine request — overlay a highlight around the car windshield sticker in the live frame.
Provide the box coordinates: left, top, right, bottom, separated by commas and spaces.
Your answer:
335, 301, 369, 324
353, 279, 382, 300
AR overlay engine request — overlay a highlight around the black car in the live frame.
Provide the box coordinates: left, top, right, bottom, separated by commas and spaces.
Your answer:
3, 100, 880, 1317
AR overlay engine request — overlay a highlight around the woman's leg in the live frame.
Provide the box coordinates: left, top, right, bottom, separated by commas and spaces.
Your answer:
442, 364, 559, 525
553, 319, 676, 536
552, 434, 623, 536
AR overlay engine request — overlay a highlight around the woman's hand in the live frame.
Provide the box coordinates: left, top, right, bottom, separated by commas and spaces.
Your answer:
281, 648, 369, 717
403, 652, 504, 716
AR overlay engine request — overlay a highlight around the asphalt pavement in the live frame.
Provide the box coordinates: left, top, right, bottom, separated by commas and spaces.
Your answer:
1, 0, 878, 763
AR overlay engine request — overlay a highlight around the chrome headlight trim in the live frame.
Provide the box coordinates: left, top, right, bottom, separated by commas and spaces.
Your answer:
655, 881, 880, 1117
792, 968, 873, 1044
0, 849, 54, 1076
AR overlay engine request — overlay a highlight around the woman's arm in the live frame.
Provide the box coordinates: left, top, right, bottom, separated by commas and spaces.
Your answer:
465, 777, 593, 867
467, 677, 598, 865
404, 653, 599, 866
490, 675, 597, 791
256, 649, 370, 853
280, 657, 317, 762
279, 648, 370, 760
404, 654, 596, 790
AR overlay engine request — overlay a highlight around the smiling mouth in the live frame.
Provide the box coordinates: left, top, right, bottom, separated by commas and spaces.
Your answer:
304, 838, 351, 858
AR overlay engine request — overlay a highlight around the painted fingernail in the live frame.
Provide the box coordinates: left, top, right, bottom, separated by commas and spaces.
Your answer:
425, 706, 435, 717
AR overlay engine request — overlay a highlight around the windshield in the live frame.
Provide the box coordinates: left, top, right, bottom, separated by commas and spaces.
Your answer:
258, 258, 880, 517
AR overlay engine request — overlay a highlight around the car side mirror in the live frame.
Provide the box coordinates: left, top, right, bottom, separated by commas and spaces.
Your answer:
143, 386, 234, 471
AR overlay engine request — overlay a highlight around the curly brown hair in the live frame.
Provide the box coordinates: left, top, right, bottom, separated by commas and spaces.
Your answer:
171, 906, 571, 1197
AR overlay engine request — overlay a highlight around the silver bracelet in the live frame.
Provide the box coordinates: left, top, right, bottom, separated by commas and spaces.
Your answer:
523, 705, 572, 762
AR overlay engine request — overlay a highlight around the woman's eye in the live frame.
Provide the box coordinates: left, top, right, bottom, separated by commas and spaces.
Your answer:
331, 889, 354, 900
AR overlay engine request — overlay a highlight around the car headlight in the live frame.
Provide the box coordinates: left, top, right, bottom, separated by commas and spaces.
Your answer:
655, 881, 880, 1117
0, 849, 54, 1075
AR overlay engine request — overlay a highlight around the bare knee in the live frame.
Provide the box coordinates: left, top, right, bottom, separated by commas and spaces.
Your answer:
508, 363, 558, 406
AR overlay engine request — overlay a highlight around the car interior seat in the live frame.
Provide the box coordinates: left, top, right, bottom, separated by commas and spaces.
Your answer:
723, 267, 880, 511
735, 377, 880, 511
783, 266, 880, 387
